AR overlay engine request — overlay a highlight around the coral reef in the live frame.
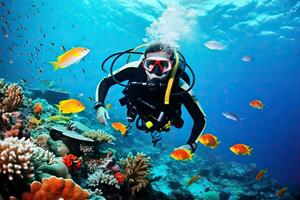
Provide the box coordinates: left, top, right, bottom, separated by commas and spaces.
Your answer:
120, 152, 151, 196
0, 137, 34, 181
83, 129, 116, 144
86, 169, 120, 189
31, 146, 58, 167
0, 111, 29, 138
22, 176, 89, 200
63, 154, 81, 171
0, 79, 24, 113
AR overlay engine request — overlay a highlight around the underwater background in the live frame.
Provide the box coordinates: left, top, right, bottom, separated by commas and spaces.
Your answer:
0, 0, 299, 199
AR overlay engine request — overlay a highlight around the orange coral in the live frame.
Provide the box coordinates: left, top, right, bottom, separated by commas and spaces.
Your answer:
22, 176, 89, 200
33, 102, 43, 114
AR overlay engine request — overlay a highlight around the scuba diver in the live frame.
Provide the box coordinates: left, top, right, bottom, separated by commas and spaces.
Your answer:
94, 42, 206, 153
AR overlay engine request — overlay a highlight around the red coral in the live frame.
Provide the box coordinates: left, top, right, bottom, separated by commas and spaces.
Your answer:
115, 172, 126, 183
63, 154, 81, 171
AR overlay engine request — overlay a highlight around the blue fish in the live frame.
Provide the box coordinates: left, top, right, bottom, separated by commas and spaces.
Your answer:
222, 112, 243, 121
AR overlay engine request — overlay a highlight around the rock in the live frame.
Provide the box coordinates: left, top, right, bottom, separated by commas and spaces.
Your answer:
50, 124, 94, 142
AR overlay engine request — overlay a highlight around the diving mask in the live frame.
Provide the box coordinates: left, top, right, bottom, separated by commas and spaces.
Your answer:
143, 52, 173, 76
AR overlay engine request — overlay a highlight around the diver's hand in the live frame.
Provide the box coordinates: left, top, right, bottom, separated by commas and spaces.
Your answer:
96, 106, 110, 125
176, 143, 197, 153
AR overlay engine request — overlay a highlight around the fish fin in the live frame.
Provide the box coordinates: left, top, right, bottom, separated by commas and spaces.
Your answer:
248, 148, 253, 155
50, 62, 60, 71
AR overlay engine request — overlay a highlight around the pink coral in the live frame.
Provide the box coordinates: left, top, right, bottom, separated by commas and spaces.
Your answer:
1, 111, 28, 138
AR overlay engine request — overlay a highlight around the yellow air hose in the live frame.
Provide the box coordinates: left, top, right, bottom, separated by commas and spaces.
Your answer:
164, 51, 179, 105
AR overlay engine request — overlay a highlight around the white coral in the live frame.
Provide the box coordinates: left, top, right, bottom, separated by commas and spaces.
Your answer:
87, 169, 120, 189
31, 146, 58, 168
0, 137, 34, 181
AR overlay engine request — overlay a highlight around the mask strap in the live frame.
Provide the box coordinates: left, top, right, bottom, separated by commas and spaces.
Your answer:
164, 51, 179, 104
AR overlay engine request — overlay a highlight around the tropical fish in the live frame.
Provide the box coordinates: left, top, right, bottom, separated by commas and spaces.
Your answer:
249, 100, 264, 109
78, 93, 84, 97
230, 144, 253, 155
187, 175, 201, 186
241, 55, 252, 62
170, 148, 193, 161
204, 40, 225, 50
33, 102, 43, 114
276, 187, 288, 197
88, 97, 94, 101
198, 133, 220, 149
256, 169, 267, 180
106, 103, 112, 110
28, 116, 42, 128
50, 47, 90, 71
46, 115, 71, 122
56, 99, 85, 114
222, 112, 243, 121
112, 122, 127, 136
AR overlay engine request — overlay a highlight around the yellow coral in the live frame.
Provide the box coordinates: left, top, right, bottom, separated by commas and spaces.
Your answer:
83, 130, 116, 144
121, 152, 151, 196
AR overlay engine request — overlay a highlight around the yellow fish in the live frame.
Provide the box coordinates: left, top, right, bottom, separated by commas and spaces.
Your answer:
187, 175, 201, 186
106, 103, 112, 110
50, 47, 90, 71
46, 115, 71, 122
56, 99, 85, 114
28, 116, 42, 128
112, 122, 127, 136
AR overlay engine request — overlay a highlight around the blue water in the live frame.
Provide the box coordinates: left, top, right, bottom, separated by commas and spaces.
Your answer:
1, 0, 299, 194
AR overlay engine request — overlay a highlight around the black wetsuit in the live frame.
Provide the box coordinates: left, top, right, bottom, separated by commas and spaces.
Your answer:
95, 61, 206, 151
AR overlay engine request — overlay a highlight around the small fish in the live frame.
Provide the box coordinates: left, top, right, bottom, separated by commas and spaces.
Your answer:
241, 55, 252, 62
222, 112, 243, 121
82, 68, 85, 73
46, 115, 71, 122
20, 79, 27, 84
56, 99, 85, 114
27, 60, 32, 64
9, 60, 13, 64
230, 144, 253, 155
42, 33, 46, 38
39, 43, 43, 47
170, 148, 194, 161
88, 97, 94, 101
78, 93, 84, 97
28, 116, 42, 128
204, 40, 225, 50
61, 46, 65, 51
276, 187, 288, 197
38, 68, 44, 74
8, 47, 13, 52
198, 133, 220, 149
249, 100, 264, 110
33, 102, 43, 114
106, 103, 112, 110
112, 122, 127, 136
50, 42, 55, 46
256, 169, 267, 180
50, 47, 90, 71
187, 175, 201, 186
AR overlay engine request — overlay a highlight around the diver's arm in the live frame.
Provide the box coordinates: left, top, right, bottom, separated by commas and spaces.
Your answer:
95, 61, 141, 108
181, 83, 206, 151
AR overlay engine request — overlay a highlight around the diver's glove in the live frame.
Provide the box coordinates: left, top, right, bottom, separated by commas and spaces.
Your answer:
96, 106, 110, 125
176, 142, 197, 153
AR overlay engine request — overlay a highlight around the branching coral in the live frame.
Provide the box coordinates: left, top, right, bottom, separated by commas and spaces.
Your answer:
0, 79, 23, 113
0, 111, 28, 138
86, 169, 120, 189
31, 146, 58, 168
83, 129, 116, 144
120, 152, 151, 196
0, 137, 34, 181
22, 176, 89, 200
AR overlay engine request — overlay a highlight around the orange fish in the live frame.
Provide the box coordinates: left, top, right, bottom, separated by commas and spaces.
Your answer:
170, 148, 193, 161
33, 102, 43, 114
256, 169, 267, 180
198, 133, 220, 149
230, 144, 253, 155
112, 122, 127, 136
276, 187, 288, 197
249, 100, 264, 109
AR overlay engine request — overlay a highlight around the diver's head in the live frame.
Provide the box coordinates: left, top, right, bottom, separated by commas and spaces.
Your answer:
143, 42, 175, 82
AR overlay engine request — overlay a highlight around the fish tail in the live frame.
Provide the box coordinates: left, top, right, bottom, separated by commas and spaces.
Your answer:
248, 148, 253, 155
50, 61, 60, 71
